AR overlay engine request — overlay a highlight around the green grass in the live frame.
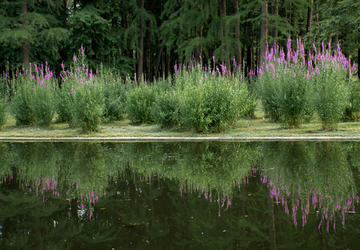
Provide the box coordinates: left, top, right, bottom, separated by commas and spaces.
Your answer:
0, 109, 359, 138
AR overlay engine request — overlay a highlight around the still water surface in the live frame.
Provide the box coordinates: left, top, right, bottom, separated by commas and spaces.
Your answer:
1, 141, 360, 249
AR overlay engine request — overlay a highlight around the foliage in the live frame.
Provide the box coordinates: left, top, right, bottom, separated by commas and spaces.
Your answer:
10, 83, 35, 126
177, 68, 248, 132
125, 82, 158, 124
152, 89, 180, 128
72, 81, 104, 133
102, 75, 126, 123
342, 79, 360, 121
257, 41, 313, 127
54, 82, 75, 126
0, 98, 6, 130
32, 83, 55, 126
313, 49, 350, 130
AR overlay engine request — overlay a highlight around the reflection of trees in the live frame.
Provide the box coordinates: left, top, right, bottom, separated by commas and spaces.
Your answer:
1, 142, 360, 249
261, 141, 357, 232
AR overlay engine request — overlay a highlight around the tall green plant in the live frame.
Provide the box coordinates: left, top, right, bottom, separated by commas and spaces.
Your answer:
32, 83, 55, 126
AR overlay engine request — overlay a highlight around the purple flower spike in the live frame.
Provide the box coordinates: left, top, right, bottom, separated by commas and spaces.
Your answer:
73, 55, 77, 62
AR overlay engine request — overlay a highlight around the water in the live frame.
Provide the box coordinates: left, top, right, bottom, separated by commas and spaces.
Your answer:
1, 141, 360, 249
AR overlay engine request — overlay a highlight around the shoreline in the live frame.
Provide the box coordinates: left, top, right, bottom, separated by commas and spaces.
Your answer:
1, 136, 360, 142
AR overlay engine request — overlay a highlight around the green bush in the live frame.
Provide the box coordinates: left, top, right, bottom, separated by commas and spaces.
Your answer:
0, 98, 7, 130
314, 66, 349, 130
11, 83, 35, 126
54, 83, 76, 127
152, 89, 180, 128
72, 82, 104, 133
103, 81, 126, 122
126, 83, 157, 124
179, 75, 247, 132
342, 79, 360, 121
32, 83, 55, 126
257, 66, 311, 128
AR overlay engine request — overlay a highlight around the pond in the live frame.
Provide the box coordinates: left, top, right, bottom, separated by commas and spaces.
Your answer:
1, 141, 360, 249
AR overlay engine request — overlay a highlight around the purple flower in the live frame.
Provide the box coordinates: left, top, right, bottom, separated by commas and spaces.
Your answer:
73, 55, 77, 62
81, 46, 84, 54
68, 93, 70, 97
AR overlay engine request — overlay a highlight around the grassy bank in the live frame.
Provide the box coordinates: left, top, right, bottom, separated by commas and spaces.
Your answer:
1, 109, 359, 138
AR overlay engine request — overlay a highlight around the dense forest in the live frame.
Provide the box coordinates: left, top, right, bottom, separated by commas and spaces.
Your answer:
1, 0, 359, 81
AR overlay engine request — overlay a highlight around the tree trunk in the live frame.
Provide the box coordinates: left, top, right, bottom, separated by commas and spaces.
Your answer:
234, 0, 241, 67
270, 0, 278, 42
358, 48, 360, 79
259, 0, 268, 67
283, 0, 288, 58
305, 0, 313, 62
165, 50, 169, 79
137, 0, 144, 84
154, 45, 163, 79
331, 35, 338, 48
22, 0, 29, 65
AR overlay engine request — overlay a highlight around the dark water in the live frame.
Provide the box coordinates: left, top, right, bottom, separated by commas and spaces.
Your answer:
1, 141, 360, 249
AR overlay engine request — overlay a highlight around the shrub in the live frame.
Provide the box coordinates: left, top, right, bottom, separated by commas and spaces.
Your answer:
342, 79, 360, 121
179, 74, 248, 132
32, 83, 55, 126
314, 66, 349, 130
0, 98, 6, 130
54, 82, 76, 127
11, 83, 35, 126
126, 82, 157, 124
257, 61, 312, 128
102, 80, 126, 122
152, 89, 180, 128
72, 82, 104, 133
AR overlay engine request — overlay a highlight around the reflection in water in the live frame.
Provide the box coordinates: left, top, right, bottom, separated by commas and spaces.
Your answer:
1, 141, 360, 249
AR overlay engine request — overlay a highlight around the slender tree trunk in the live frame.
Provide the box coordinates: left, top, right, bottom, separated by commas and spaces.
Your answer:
331, 35, 338, 48
22, 0, 29, 65
234, 0, 241, 66
270, 0, 278, 42
358, 47, 360, 80
165, 50, 169, 79
155, 45, 163, 79
305, 0, 313, 62
137, 0, 144, 84
259, 0, 268, 66
283, 0, 288, 58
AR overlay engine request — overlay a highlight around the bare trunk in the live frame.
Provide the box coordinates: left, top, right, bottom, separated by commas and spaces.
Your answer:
154, 45, 163, 79
331, 35, 338, 48
283, 0, 288, 58
137, 0, 144, 84
22, 0, 29, 65
234, 0, 241, 66
165, 50, 169, 79
259, 0, 268, 66
358, 48, 360, 80
305, 0, 313, 62
270, 0, 278, 41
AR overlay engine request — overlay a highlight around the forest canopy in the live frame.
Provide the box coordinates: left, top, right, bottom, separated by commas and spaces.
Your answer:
1, 0, 359, 81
